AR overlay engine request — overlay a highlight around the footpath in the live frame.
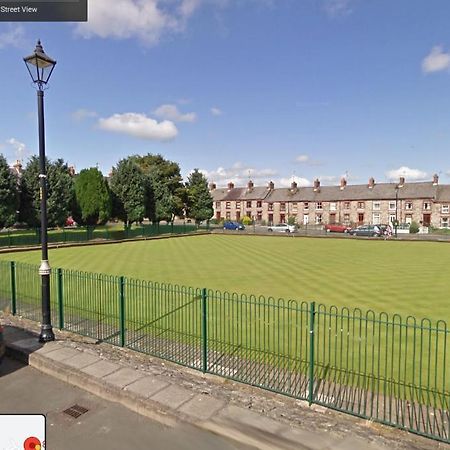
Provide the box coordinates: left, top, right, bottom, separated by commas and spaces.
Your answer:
2, 315, 446, 450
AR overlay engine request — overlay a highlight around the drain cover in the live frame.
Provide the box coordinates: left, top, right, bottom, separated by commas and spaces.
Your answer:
63, 404, 89, 419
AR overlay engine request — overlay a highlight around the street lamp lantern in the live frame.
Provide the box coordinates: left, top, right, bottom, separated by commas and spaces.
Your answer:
24, 40, 56, 343
23, 40, 56, 89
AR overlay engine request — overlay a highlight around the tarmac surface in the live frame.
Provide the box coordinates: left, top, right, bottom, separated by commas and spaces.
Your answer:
2, 315, 447, 450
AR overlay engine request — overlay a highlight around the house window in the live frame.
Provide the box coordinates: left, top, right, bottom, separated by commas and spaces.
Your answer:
226, 202, 231, 209
344, 202, 350, 210
405, 214, 412, 224
303, 214, 309, 225
246, 201, 252, 208
257, 201, 262, 208
315, 214, 322, 224
268, 213, 273, 224
236, 201, 240, 209
357, 202, 365, 209
292, 202, 298, 213
215, 201, 221, 209
280, 202, 286, 211
358, 213, 364, 223
280, 214, 286, 223
316, 202, 323, 210
442, 205, 449, 214
303, 202, 309, 211
372, 213, 381, 225
330, 202, 337, 211
257, 212, 262, 221
246, 211, 251, 218
389, 214, 396, 224
423, 202, 431, 210
343, 213, 350, 225
226, 212, 231, 219
405, 202, 413, 210
268, 203, 273, 211
389, 201, 396, 211
441, 217, 449, 228
372, 201, 381, 210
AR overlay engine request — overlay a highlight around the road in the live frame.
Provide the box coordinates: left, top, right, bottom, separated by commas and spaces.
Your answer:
0, 357, 252, 450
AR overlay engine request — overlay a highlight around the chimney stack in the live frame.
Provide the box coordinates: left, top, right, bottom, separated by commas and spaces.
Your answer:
340, 177, 347, 190
209, 182, 216, 191
432, 173, 439, 186
68, 165, 76, 177
12, 160, 22, 175
313, 178, 320, 192
290, 181, 298, 191
267, 181, 274, 190
227, 182, 234, 191
399, 177, 405, 188
247, 180, 254, 191
368, 177, 375, 189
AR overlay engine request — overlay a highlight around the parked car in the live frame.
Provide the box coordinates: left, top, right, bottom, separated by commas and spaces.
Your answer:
223, 221, 245, 231
267, 223, 296, 233
324, 224, 351, 233
0, 325, 5, 363
348, 225, 382, 237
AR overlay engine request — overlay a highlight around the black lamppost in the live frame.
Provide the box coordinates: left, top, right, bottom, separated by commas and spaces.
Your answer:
24, 40, 56, 342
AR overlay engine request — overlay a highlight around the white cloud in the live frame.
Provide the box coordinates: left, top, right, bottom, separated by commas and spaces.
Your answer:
278, 176, 311, 187
75, 0, 201, 45
422, 46, 450, 73
210, 107, 223, 116
72, 109, 98, 121
295, 154, 323, 166
0, 25, 26, 49
199, 163, 278, 186
6, 138, 28, 161
98, 113, 178, 141
386, 166, 428, 181
153, 104, 197, 123
295, 154, 309, 163
323, 0, 352, 17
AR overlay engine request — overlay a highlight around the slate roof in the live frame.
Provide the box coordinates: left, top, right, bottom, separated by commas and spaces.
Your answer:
212, 181, 444, 202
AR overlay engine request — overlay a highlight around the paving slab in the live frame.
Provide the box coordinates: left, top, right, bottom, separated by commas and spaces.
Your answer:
102, 367, 145, 388
80, 359, 121, 378
35, 341, 61, 354
150, 384, 195, 409
43, 347, 80, 362
178, 393, 226, 421
63, 352, 100, 369
12, 338, 43, 352
124, 376, 169, 398
3, 327, 29, 342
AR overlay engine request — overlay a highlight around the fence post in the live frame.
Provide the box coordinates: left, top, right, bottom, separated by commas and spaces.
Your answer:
201, 288, 208, 373
119, 276, 126, 347
10, 261, 16, 315
308, 301, 316, 405
57, 268, 64, 330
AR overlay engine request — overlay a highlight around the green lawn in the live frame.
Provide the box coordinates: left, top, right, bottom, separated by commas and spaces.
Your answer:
0, 234, 448, 323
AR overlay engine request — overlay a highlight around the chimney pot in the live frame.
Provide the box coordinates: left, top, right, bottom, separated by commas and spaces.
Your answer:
368, 177, 375, 189
433, 173, 439, 185
227, 182, 234, 190
313, 178, 320, 192
399, 177, 405, 187
340, 177, 347, 190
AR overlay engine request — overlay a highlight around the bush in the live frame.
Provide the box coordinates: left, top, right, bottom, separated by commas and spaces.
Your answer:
242, 216, 253, 225
287, 216, 296, 226
409, 221, 419, 234
260, 220, 267, 226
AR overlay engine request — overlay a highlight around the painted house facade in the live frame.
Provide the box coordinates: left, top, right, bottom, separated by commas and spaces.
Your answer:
211, 175, 450, 229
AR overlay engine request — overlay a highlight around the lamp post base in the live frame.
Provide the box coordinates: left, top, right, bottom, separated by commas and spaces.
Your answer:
39, 324, 55, 343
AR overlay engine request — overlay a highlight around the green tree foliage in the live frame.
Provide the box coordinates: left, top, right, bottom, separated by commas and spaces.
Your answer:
242, 216, 253, 225
185, 169, 213, 224
409, 221, 420, 234
133, 154, 185, 223
19, 156, 74, 227
0, 155, 19, 228
74, 167, 112, 225
109, 158, 149, 226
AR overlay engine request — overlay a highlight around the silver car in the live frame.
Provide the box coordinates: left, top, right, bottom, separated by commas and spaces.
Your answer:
267, 223, 296, 233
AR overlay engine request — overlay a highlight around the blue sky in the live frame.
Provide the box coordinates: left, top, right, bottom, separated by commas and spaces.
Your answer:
1, 0, 450, 187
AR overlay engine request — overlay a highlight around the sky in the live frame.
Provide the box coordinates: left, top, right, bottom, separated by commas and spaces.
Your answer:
1, 0, 450, 188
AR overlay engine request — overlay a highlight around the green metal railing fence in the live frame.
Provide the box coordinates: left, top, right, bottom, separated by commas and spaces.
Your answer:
0, 223, 206, 248
0, 260, 448, 443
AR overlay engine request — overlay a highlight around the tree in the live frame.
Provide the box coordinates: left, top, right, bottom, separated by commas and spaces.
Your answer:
0, 155, 19, 228
19, 156, 74, 228
133, 154, 185, 223
185, 169, 213, 225
109, 158, 149, 226
74, 167, 112, 225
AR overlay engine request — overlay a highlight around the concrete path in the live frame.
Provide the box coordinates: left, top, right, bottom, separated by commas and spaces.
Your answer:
3, 323, 444, 450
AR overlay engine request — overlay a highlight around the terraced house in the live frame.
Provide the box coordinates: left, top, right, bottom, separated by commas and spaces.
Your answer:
210, 174, 450, 229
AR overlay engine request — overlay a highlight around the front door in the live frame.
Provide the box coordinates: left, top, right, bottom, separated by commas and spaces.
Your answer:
330, 213, 336, 224
423, 214, 431, 226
